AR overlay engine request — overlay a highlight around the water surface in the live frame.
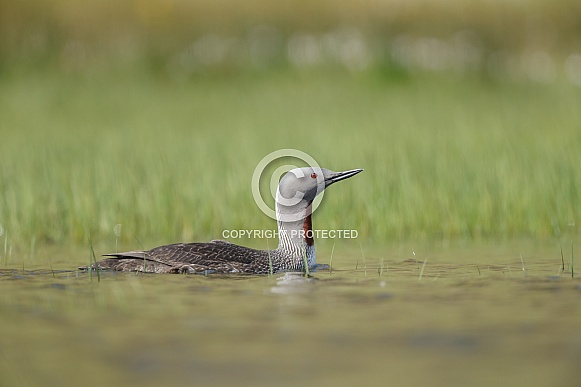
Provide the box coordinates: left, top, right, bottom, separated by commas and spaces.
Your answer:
1, 244, 580, 386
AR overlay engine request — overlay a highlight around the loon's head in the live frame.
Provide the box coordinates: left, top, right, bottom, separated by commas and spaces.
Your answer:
276, 167, 363, 222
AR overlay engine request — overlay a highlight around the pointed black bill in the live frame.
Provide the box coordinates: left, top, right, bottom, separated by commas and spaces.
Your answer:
325, 168, 363, 186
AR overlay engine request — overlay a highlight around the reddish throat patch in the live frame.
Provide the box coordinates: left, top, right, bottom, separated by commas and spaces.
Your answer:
303, 212, 314, 246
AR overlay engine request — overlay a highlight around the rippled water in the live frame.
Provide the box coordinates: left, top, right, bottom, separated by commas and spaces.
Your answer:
1, 244, 580, 387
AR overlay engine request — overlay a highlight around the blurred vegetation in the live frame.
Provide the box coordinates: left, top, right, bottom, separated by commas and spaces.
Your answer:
1, 0, 581, 79
0, 0, 580, 253
1, 72, 580, 250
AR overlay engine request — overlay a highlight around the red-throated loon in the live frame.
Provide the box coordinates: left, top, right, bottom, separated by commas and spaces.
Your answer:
82, 167, 362, 274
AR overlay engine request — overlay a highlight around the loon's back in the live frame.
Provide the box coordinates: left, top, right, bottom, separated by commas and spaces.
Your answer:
85, 240, 273, 274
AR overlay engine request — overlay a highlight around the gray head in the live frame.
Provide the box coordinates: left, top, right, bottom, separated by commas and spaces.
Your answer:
276, 167, 363, 222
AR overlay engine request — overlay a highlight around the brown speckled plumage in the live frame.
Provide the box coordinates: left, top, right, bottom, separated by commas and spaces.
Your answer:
93, 240, 295, 274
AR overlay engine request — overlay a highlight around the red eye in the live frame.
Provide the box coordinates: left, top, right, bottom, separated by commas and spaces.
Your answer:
311, 173, 317, 179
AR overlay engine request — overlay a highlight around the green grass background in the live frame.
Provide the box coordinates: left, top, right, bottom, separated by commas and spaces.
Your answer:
1, 70, 580, 252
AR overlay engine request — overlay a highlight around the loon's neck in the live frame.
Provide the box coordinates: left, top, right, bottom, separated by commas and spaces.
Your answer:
275, 203, 316, 269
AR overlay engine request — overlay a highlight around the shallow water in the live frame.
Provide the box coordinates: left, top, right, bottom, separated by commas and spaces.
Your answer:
1, 243, 580, 387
